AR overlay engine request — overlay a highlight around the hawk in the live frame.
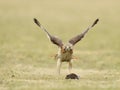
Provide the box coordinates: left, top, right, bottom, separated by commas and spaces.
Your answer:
33, 18, 99, 74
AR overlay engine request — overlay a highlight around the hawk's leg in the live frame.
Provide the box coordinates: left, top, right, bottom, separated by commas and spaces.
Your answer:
57, 59, 62, 75
68, 61, 72, 73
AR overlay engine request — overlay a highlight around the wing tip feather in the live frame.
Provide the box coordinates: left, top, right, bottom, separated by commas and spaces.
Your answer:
92, 18, 99, 27
33, 18, 40, 27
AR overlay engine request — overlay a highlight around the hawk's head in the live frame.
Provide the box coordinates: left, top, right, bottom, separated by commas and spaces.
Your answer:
61, 43, 73, 53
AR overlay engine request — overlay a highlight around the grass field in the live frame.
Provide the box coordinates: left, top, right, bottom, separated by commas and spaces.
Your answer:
0, 0, 120, 90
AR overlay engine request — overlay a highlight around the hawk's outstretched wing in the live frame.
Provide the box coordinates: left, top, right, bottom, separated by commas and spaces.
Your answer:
34, 18, 63, 47
69, 19, 99, 45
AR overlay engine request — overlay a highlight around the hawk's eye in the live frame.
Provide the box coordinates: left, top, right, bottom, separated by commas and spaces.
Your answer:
64, 48, 66, 51
61, 47, 66, 53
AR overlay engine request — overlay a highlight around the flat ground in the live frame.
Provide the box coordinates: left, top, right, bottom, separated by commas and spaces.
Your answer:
0, 0, 120, 90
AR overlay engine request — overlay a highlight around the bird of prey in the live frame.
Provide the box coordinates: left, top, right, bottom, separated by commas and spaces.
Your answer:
33, 18, 99, 74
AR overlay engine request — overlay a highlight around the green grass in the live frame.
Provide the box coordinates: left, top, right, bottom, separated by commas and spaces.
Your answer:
0, 0, 120, 90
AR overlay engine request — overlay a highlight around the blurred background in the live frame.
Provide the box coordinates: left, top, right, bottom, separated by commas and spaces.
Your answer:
0, 0, 120, 68
0, 0, 120, 89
